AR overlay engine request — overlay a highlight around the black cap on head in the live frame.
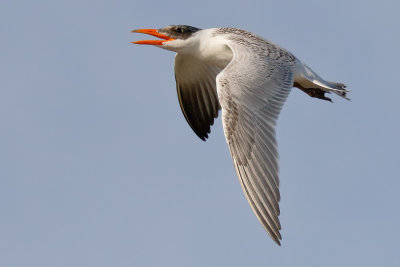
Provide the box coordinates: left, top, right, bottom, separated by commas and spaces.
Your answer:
158, 25, 201, 40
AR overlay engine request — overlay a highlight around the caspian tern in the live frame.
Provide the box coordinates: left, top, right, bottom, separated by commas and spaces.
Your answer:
132, 25, 348, 245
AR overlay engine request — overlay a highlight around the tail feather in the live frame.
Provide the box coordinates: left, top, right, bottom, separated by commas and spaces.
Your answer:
326, 81, 349, 100
294, 59, 350, 101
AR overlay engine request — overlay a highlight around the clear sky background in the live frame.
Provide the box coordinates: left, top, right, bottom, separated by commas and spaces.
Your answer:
1, 0, 399, 266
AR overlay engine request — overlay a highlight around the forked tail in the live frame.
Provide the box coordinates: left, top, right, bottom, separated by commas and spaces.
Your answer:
293, 59, 349, 102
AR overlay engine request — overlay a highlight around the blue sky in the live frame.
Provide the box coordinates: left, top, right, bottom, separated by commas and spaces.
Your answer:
1, 0, 399, 266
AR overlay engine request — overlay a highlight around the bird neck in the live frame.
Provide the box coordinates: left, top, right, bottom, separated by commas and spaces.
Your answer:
176, 29, 234, 69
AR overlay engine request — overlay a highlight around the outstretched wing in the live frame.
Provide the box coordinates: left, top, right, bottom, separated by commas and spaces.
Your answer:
216, 32, 296, 245
174, 54, 221, 140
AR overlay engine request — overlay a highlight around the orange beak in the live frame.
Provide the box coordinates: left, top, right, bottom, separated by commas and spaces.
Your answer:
131, 29, 175, 45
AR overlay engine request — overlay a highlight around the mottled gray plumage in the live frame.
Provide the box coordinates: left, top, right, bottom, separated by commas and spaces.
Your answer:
215, 31, 296, 244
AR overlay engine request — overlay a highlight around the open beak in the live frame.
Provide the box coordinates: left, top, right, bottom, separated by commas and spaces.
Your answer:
131, 29, 175, 45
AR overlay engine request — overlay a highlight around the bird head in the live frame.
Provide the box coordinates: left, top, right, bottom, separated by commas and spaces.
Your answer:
131, 25, 201, 52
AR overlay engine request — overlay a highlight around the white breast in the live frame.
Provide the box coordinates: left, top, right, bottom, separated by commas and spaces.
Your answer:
189, 29, 234, 69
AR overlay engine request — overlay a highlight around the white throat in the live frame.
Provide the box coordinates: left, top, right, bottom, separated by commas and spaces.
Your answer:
163, 29, 233, 69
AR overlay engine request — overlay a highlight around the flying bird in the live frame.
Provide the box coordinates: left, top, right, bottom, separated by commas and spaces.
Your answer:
131, 25, 348, 245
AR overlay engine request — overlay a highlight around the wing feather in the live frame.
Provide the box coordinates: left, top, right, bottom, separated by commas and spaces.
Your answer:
216, 33, 296, 245
174, 54, 221, 140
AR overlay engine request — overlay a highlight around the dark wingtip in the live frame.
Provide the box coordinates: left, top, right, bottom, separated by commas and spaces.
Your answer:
199, 136, 207, 142
195, 132, 208, 142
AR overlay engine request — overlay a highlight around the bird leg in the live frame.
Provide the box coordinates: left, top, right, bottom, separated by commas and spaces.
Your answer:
294, 83, 332, 102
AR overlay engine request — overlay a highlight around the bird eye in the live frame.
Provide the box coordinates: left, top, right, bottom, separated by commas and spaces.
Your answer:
175, 27, 183, 33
